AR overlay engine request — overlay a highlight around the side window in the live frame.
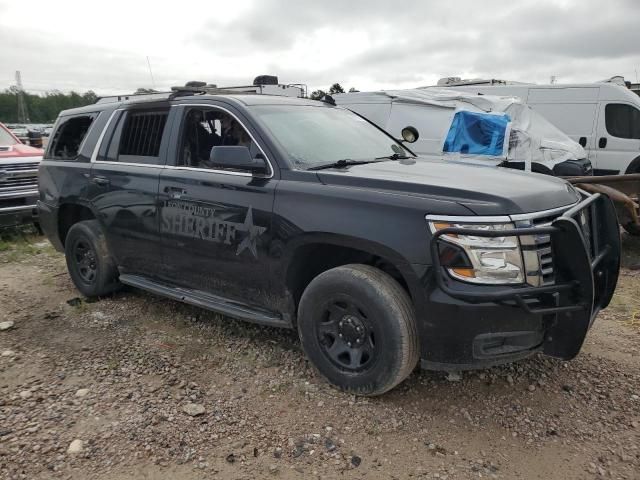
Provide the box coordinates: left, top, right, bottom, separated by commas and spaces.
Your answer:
179, 107, 258, 170
605, 103, 640, 139
47, 114, 96, 160
98, 109, 169, 164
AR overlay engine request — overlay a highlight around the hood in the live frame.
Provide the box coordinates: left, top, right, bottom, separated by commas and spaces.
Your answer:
316, 157, 580, 216
0, 143, 44, 159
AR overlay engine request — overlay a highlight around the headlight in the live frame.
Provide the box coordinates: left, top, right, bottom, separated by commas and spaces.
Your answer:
429, 220, 524, 285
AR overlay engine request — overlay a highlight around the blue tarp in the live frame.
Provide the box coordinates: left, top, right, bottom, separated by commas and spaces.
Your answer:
443, 111, 511, 156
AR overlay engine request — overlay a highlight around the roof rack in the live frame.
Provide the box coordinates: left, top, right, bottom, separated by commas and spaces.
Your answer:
95, 76, 307, 104
436, 77, 511, 87
94, 91, 172, 104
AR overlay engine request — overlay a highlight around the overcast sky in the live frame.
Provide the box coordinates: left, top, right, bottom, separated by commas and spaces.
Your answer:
1, 0, 639, 95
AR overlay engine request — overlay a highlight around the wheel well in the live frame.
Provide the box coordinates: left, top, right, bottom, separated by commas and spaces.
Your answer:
286, 243, 411, 312
58, 204, 96, 246
625, 155, 640, 174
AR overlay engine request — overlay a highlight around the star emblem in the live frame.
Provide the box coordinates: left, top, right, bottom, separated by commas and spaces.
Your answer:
235, 207, 267, 258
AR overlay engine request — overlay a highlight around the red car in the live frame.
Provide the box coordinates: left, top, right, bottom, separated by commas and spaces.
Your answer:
0, 122, 44, 228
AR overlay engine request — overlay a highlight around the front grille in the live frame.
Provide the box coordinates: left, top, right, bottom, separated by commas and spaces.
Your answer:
0, 177, 37, 192
0, 162, 39, 195
514, 205, 575, 286
0, 162, 39, 172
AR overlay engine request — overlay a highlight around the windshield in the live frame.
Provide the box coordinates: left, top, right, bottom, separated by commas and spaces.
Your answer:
0, 126, 17, 146
250, 105, 411, 169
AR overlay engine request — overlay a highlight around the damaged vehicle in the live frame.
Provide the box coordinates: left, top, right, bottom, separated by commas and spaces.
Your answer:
334, 88, 592, 176
38, 87, 620, 395
0, 122, 43, 228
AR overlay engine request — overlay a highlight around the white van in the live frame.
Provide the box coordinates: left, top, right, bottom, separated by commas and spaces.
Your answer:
334, 88, 591, 176
439, 78, 640, 176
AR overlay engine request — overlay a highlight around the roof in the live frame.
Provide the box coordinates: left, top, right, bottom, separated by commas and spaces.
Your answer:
59, 92, 326, 117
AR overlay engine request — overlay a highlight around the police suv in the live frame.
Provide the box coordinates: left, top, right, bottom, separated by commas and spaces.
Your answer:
37, 85, 621, 395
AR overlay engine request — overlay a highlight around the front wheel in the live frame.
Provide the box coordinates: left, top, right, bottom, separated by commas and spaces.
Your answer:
297, 264, 419, 396
65, 220, 121, 297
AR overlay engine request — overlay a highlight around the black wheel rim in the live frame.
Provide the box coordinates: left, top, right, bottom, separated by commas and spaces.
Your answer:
316, 298, 376, 372
73, 239, 97, 284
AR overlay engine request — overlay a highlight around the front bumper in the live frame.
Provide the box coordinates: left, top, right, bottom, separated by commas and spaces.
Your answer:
0, 191, 39, 228
420, 192, 620, 369
552, 158, 593, 177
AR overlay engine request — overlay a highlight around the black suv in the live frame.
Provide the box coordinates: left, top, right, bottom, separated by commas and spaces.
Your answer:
38, 90, 621, 395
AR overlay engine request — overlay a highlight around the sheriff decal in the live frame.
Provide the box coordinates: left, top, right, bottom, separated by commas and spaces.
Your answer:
161, 200, 266, 258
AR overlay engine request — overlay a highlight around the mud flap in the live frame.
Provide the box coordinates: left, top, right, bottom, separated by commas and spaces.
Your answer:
543, 195, 620, 359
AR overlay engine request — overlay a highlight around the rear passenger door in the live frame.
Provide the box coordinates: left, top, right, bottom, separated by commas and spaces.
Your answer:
158, 103, 277, 309
88, 104, 174, 277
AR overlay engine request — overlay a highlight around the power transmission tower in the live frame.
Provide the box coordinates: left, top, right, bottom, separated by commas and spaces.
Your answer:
15, 71, 29, 123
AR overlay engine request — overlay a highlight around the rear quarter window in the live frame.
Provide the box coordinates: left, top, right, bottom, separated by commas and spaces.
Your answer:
46, 114, 97, 160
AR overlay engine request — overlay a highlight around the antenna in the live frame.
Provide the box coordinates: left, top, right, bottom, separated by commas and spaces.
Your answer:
15, 71, 29, 123
146, 56, 156, 90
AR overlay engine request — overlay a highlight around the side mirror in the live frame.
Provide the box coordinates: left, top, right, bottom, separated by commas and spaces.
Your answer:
400, 126, 419, 143
209, 146, 268, 175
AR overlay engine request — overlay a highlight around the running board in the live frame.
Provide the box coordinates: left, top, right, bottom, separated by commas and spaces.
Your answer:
119, 274, 291, 328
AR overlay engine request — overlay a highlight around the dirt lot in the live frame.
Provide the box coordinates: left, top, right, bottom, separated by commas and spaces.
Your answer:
1, 232, 639, 480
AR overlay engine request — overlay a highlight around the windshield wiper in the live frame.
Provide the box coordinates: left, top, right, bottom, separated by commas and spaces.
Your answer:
375, 153, 411, 160
307, 159, 383, 171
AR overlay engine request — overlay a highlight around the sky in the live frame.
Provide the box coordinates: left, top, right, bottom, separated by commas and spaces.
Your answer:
1, 0, 639, 95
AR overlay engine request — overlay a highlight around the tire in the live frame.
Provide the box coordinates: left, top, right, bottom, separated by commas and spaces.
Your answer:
297, 264, 419, 396
64, 220, 121, 297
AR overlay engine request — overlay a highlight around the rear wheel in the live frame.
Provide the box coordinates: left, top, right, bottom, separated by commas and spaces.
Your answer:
297, 264, 419, 396
65, 220, 121, 297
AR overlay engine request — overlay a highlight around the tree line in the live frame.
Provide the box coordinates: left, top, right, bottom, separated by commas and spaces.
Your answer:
0, 89, 98, 124
309, 83, 358, 100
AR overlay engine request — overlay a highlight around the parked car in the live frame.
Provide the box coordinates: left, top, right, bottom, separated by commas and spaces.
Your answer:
6, 124, 29, 143
439, 76, 640, 176
334, 88, 592, 176
38, 90, 620, 395
0, 122, 43, 228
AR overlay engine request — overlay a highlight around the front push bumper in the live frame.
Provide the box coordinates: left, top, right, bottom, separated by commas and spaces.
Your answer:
423, 192, 620, 369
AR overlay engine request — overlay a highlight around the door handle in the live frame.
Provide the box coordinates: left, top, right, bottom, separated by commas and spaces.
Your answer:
598, 137, 607, 149
578, 137, 587, 147
92, 176, 110, 186
163, 186, 187, 199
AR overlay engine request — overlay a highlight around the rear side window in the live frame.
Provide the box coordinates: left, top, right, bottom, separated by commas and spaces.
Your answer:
47, 115, 96, 160
605, 104, 640, 139
98, 109, 169, 164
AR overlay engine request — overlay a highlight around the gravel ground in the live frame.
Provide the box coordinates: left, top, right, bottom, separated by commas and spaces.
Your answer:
0, 235, 639, 480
